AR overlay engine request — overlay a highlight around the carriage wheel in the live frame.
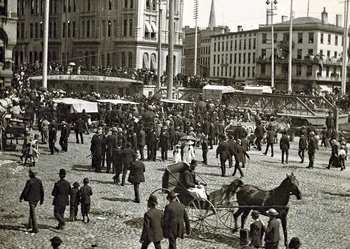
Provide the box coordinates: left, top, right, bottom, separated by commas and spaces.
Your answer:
149, 188, 178, 211
186, 198, 218, 237
217, 204, 236, 230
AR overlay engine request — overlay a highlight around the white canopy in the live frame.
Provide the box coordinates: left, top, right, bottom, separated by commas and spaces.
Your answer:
244, 85, 272, 95
160, 99, 194, 104
202, 85, 235, 94
97, 99, 139, 105
53, 98, 98, 113
202, 85, 235, 101
319, 85, 332, 93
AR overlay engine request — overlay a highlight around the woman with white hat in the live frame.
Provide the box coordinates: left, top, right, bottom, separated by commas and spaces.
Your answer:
183, 140, 195, 165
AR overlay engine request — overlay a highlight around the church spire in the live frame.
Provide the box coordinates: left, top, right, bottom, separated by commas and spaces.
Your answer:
208, 0, 216, 29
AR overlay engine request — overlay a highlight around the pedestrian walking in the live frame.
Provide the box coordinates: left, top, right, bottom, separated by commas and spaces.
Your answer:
59, 121, 70, 152
249, 210, 265, 248
49, 120, 60, 155
183, 141, 195, 165
19, 170, 44, 233
307, 132, 318, 169
25, 134, 40, 166
80, 177, 92, 223
162, 191, 191, 249
122, 142, 137, 186
138, 126, 146, 161
263, 125, 275, 157
74, 116, 85, 144
264, 208, 281, 249
52, 169, 71, 230
90, 127, 104, 173
69, 182, 80, 222
254, 121, 265, 151
173, 144, 182, 163
140, 195, 164, 249
159, 128, 169, 161
112, 141, 123, 184
216, 136, 231, 177
41, 117, 49, 144
201, 134, 209, 165
280, 130, 290, 164
128, 154, 145, 203
232, 139, 249, 178
298, 131, 307, 163
105, 127, 118, 173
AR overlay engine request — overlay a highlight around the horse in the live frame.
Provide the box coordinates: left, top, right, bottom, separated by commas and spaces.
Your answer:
224, 173, 302, 246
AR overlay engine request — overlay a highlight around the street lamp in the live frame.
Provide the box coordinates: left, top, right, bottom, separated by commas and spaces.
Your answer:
266, 0, 277, 88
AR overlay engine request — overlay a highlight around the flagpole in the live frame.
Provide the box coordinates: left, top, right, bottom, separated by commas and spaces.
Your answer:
42, 0, 49, 88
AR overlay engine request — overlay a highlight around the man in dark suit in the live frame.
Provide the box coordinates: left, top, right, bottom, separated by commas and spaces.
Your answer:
52, 169, 71, 230
307, 132, 318, 169
128, 154, 145, 203
49, 120, 60, 155
140, 195, 164, 249
279, 130, 290, 164
249, 210, 265, 248
264, 208, 281, 249
263, 125, 275, 157
254, 121, 265, 151
105, 127, 118, 173
90, 127, 104, 173
59, 121, 70, 152
298, 131, 308, 163
162, 191, 190, 249
159, 128, 169, 161
216, 136, 231, 177
20, 170, 44, 233
74, 116, 85, 144
122, 142, 137, 186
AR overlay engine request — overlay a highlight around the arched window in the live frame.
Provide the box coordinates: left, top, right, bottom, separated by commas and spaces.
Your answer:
143, 53, 150, 70
146, 0, 150, 9
150, 53, 157, 72
128, 52, 133, 68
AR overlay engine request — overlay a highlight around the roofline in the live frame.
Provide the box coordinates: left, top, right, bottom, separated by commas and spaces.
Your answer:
210, 29, 259, 38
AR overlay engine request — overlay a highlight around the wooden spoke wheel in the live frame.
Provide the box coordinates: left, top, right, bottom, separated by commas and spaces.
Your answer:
186, 197, 218, 237
217, 204, 236, 230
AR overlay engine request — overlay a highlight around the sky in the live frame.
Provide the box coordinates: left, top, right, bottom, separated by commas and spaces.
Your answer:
183, 0, 347, 31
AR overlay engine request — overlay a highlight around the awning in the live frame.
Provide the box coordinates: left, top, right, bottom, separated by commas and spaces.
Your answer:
145, 21, 152, 33
319, 85, 332, 93
151, 22, 157, 33
202, 85, 235, 94
160, 99, 194, 104
53, 98, 98, 113
97, 99, 139, 105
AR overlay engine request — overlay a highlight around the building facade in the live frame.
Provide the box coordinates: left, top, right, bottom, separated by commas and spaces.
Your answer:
256, 8, 348, 91
0, 0, 17, 88
209, 27, 258, 82
14, 0, 183, 76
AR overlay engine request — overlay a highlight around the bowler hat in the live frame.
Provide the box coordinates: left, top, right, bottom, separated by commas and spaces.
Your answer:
29, 170, 37, 177
83, 177, 89, 183
190, 159, 197, 166
50, 236, 62, 245
166, 191, 178, 199
267, 208, 279, 216
288, 237, 301, 248
147, 195, 158, 206
73, 182, 80, 188
252, 210, 260, 216
59, 168, 66, 176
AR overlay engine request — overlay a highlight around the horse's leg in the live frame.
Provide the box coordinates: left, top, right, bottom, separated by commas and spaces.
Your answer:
240, 209, 250, 229
233, 208, 245, 231
281, 213, 288, 247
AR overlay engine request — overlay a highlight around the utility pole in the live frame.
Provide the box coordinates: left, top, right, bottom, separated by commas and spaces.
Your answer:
167, 0, 174, 99
341, 0, 349, 95
193, 0, 198, 76
288, 0, 293, 93
156, 1, 163, 91
42, 0, 49, 88
266, 1, 277, 88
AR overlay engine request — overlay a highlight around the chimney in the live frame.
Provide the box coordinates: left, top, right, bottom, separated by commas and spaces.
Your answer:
321, 7, 328, 24
237, 25, 243, 32
336, 14, 343, 27
281, 15, 288, 22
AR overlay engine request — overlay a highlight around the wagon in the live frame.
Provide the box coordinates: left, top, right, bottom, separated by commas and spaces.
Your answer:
149, 162, 239, 236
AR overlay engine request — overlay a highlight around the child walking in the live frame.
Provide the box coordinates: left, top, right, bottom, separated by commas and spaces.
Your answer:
69, 182, 80, 221
80, 177, 92, 223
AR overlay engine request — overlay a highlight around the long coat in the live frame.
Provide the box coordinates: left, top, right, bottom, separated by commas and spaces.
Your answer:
80, 185, 92, 204
90, 134, 103, 157
298, 135, 308, 149
20, 177, 44, 203
264, 218, 281, 244
250, 219, 265, 247
216, 141, 231, 160
128, 161, 145, 184
279, 134, 290, 151
162, 201, 190, 240
141, 207, 164, 243
52, 179, 71, 206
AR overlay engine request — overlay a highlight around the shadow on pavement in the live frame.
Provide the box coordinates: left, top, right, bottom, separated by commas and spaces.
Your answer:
72, 164, 92, 172
90, 179, 115, 185
0, 223, 55, 232
123, 217, 143, 229
101, 197, 130, 202
188, 230, 239, 247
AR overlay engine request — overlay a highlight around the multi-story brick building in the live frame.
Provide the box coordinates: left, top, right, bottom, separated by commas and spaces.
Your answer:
256, 8, 347, 91
0, 0, 17, 88
14, 0, 184, 75
209, 27, 258, 82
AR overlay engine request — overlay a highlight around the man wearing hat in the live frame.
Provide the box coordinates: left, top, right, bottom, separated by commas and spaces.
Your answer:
121, 142, 137, 186
183, 160, 207, 199
52, 169, 71, 230
74, 116, 85, 144
249, 210, 265, 248
48, 120, 60, 155
287, 237, 301, 249
105, 127, 118, 173
137, 125, 146, 161
80, 177, 92, 223
264, 208, 281, 249
90, 127, 104, 173
128, 154, 145, 203
307, 131, 318, 169
50, 236, 62, 249
20, 170, 44, 233
59, 120, 70, 152
140, 195, 163, 249
162, 191, 190, 249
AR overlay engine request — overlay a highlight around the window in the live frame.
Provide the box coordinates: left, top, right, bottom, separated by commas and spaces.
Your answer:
124, 19, 127, 37
239, 39, 242, 49
73, 0, 76, 12
242, 67, 245, 77
87, 0, 91, 11
243, 53, 246, 63
230, 41, 233, 51
109, 0, 112, 10
327, 50, 330, 58
244, 40, 246, 50
335, 35, 338, 46
53, 22, 57, 38
72, 22, 75, 37
125, 0, 128, 8
35, 23, 38, 38
248, 39, 251, 49
102, 20, 106, 37
306, 65, 312, 76
146, 0, 150, 9
130, 0, 133, 8
297, 49, 302, 59
238, 54, 241, 63
248, 53, 251, 63
253, 38, 256, 49
308, 33, 314, 43
298, 33, 303, 43
213, 67, 216, 76
334, 51, 338, 58
213, 55, 216, 64
226, 41, 228, 51
86, 20, 90, 37
296, 65, 302, 76
68, 0, 71, 12
247, 67, 250, 77
283, 33, 289, 42
320, 33, 324, 44
253, 52, 255, 63
328, 34, 331, 45
67, 22, 70, 37
129, 52, 133, 68
129, 19, 133, 36
326, 66, 330, 77
230, 54, 232, 64
274, 33, 277, 43
82, 21, 85, 37
222, 41, 224, 51
234, 40, 237, 50
308, 49, 313, 56
234, 54, 237, 63
261, 49, 266, 58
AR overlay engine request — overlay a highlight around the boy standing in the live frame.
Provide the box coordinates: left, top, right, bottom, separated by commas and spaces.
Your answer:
249, 210, 265, 248
80, 178, 93, 223
69, 182, 80, 221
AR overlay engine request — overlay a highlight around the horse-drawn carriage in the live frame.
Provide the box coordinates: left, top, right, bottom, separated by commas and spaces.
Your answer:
150, 162, 302, 245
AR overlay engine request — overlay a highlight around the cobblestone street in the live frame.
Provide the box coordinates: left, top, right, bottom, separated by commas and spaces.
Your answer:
1, 134, 350, 249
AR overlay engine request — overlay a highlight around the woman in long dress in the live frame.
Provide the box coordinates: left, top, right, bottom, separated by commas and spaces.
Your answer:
183, 141, 195, 165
